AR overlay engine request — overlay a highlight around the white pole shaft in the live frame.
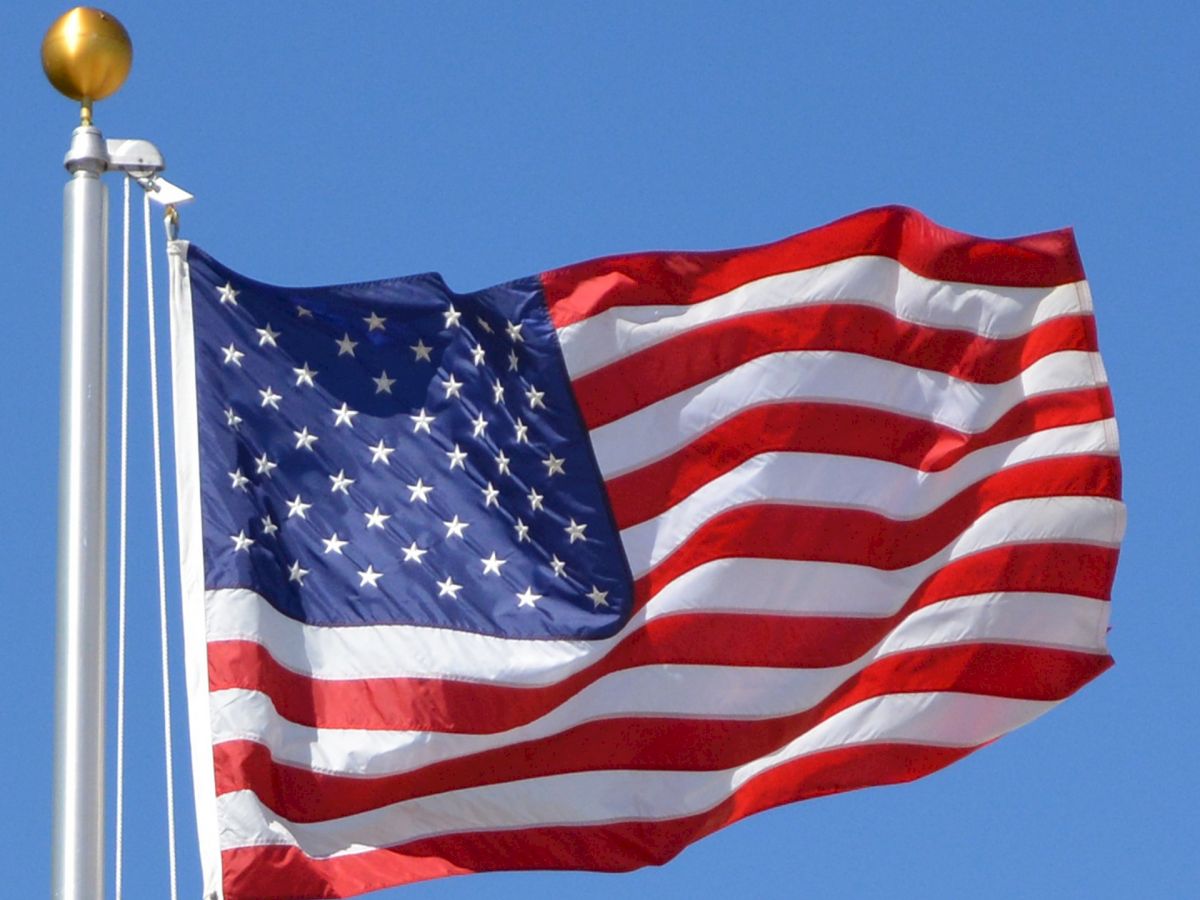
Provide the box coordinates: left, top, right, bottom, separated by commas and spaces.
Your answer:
52, 125, 110, 900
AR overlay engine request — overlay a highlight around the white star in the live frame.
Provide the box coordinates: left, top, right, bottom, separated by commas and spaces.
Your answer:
222, 343, 244, 366
516, 587, 542, 608
550, 555, 566, 577
444, 305, 462, 328
495, 450, 511, 475
295, 305, 313, 318
446, 444, 468, 470
358, 565, 383, 588
228, 469, 250, 491
259, 386, 282, 410
528, 487, 544, 511
369, 439, 395, 464
363, 311, 387, 332
514, 518, 530, 542
471, 412, 489, 438
373, 370, 396, 394
225, 407, 242, 429
402, 541, 428, 563
329, 469, 355, 494
336, 333, 358, 356
437, 576, 463, 599
322, 533, 348, 554
218, 282, 238, 305
492, 380, 506, 404
293, 362, 317, 387
477, 316, 494, 333
543, 453, 565, 477
444, 515, 469, 539
508, 349, 520, 372
442, 374, 463, 399
411, 408, 435, 433
332, 402, 359, 427
481, 552, 506, 575
514, 418, 529, 443
286, 495, 312, 519
260, 516, 279, 537
525, 385, 546, 409
411, 338, 433, 362
288, 560, 310, 585
565, 519, 587, 543
293, 426, 318, 451
407, 478, 433, 503
256, 324, 280, 347
506, 320, 524, 343
470, 344, 487, 366
587, 586, 610, 608
364, 507, 390, 529
481, 482, 500, 507
230, 530, 254, 552
254, 453, 277, 477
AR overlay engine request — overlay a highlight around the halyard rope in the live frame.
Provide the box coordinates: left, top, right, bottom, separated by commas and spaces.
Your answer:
143, 189, 180, 900
114, 174, 130, 900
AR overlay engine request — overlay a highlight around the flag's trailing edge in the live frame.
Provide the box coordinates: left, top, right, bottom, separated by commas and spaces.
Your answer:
168, 206, 1124, 900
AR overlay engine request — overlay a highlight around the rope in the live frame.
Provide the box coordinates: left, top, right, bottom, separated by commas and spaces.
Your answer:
143, 190, 179, 900
114, 174, 131, 900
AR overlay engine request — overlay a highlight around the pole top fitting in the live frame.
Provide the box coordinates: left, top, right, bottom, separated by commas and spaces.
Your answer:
42, 8, 132, 126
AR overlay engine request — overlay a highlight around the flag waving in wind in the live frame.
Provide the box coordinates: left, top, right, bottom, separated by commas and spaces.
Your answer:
169, 206, 1123, 900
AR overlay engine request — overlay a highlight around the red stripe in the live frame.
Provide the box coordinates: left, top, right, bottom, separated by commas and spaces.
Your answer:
221, 741, 986, 899
208, 542, 1116, 733
215, 644, 1110, 822
607, 387, 1114, 529
574, 308, 1097, 430
541, 206, 1084, 329
633, 455, 1120, 609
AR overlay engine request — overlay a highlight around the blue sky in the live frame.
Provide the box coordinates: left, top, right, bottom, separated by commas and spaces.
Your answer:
1, 2, 1197, 897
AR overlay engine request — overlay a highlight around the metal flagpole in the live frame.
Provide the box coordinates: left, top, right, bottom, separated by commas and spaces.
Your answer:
53, 122, 111, 899
43, 9, 130, 898
41, 9, 177, 898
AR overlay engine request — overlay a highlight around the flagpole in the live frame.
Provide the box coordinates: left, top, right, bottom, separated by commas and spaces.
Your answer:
54, 121, 111, 900
43, 9, 131, 898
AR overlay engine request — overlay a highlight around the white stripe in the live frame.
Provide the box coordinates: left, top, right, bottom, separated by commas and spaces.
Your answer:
652, 493, 1123, 619
877, 590, 1109, 657
556, 254, 1088, 378
204, 495, 1124, 684
588, 350, 1106, 479
211, 591, 1108, 776
216, 692, 1057, 855
166, 242, 224, 900
621, 419, 1115, 576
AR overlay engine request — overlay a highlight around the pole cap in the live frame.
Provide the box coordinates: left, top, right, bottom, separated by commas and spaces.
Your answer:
42, 8, 132, 123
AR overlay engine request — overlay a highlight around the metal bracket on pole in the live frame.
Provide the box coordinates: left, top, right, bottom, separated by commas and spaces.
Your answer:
64, 131, 195, 204
105, 137, 164, 173
106, 138, 196, 207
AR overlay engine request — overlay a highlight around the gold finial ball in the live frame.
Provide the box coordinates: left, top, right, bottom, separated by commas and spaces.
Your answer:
41, 7, 132, 103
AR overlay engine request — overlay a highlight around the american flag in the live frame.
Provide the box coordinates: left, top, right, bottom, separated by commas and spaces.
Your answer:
169, 206, 1123, 900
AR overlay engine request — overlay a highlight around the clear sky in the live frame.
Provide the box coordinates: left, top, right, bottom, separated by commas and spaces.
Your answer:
1, 2, 1197, 897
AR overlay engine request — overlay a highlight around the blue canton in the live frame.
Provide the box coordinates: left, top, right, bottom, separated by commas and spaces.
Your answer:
188, 246, 631, 640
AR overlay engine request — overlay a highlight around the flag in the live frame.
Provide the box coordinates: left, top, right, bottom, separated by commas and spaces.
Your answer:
169, 206, 1124, 900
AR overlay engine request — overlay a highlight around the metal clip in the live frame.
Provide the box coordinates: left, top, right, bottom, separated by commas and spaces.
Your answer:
164, 204, 180, 241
